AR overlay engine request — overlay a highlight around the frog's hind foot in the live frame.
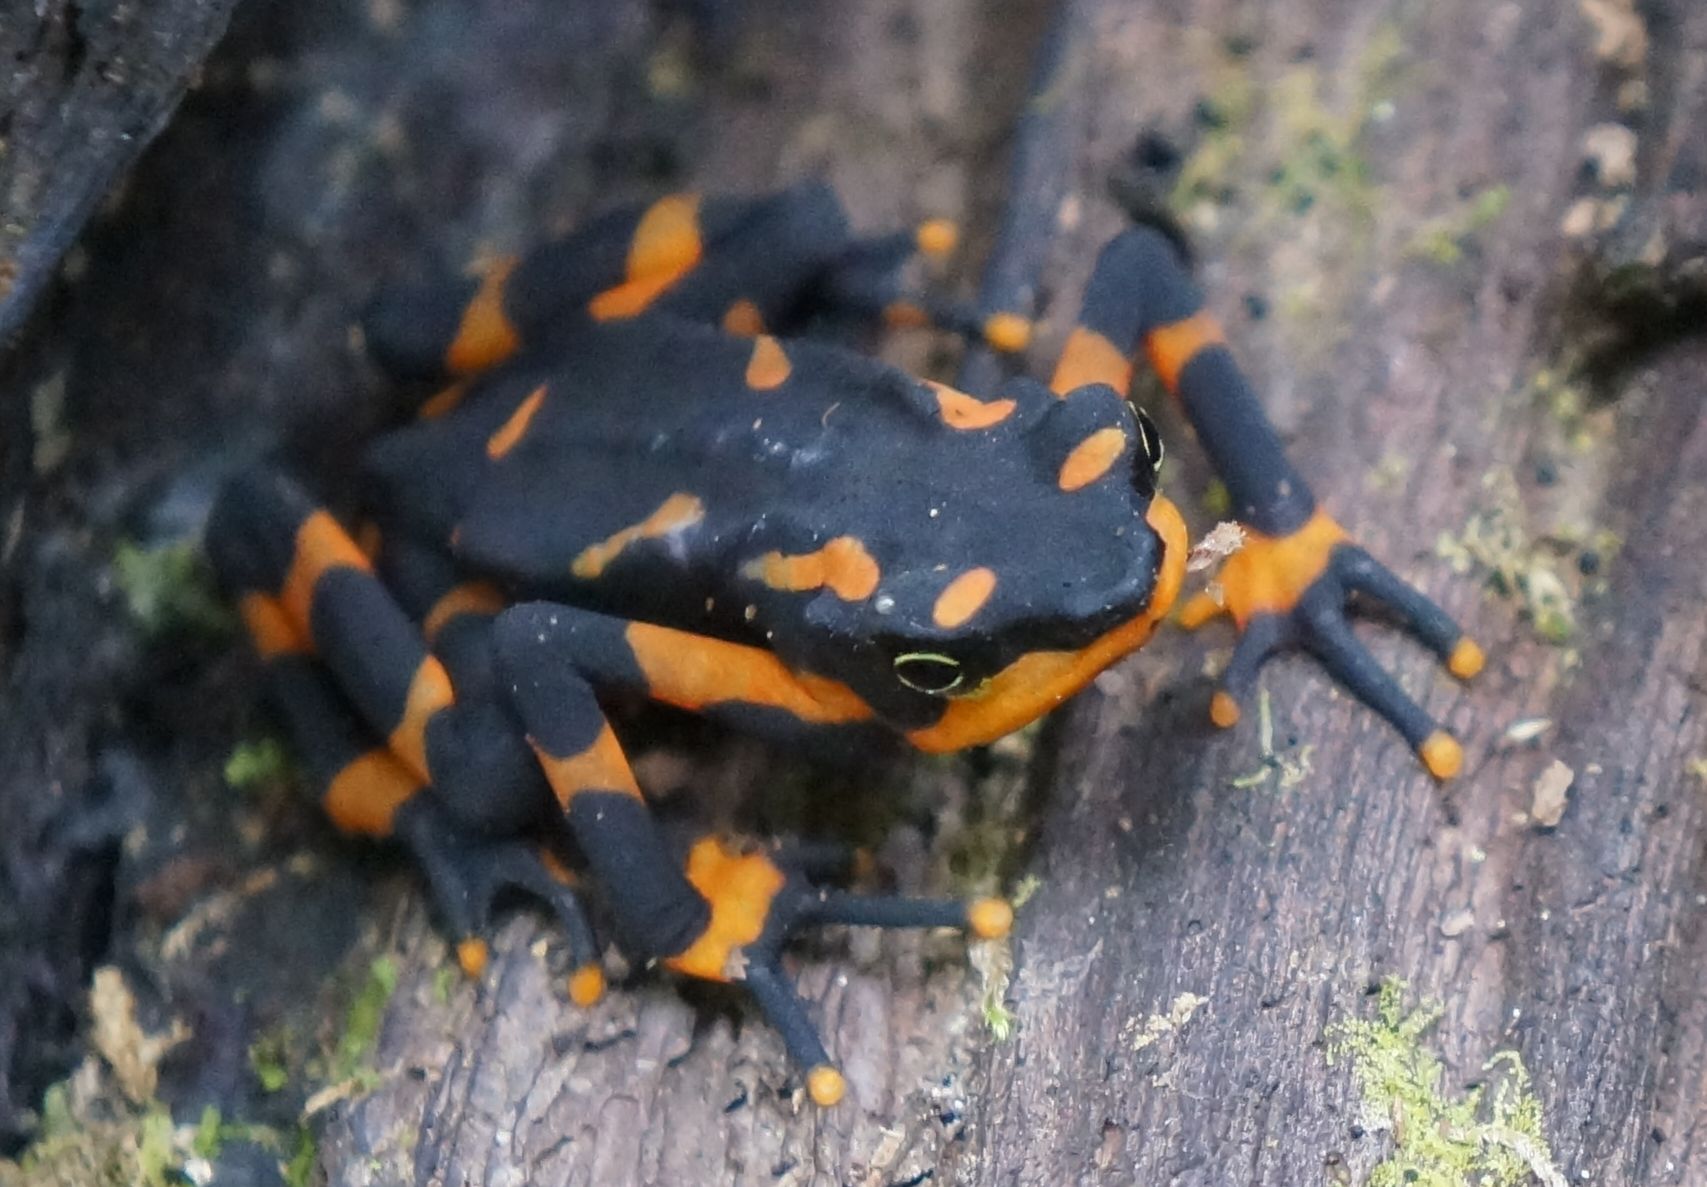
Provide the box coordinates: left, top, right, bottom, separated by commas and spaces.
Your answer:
395, 801, 605, 1003
664, 835, 1010, 1107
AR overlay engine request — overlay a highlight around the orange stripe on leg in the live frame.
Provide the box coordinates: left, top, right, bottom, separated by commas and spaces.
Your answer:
1049, 327, 1132, 396
1143, 310, 1226, 395
239, 593, 309, 658
387, 657, 455, 779
322, 749, 424, 837
281, 511, 374, 632
531, 724, 642, 808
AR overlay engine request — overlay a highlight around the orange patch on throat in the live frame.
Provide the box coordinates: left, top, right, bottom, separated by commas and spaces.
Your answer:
485, 384, 547, 460
571, 492, 705, 580
933, 567, 997, 628
1049, 327, 1132, 396
929, 382, 1016, 430
742, 536, 879, 600
1058, 426, 1128, 491
323, 749, 423, 837
446, 256, 521, 375
908, 496, 1188, 752
531, 724, 642, 807
722, 298, 766, 337
587, 193, 704, 321
281, 511, 374, 631
664, 838, 787, 981
625, 622, 874, 724
1143, 310, 1226, 394
745, 335, 792, 390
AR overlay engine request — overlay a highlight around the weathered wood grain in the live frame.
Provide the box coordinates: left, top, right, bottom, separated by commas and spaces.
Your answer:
0, 0, 1700, 1182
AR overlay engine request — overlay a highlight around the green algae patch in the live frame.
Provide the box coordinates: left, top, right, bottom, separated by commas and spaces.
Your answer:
112, 539, 233, 638
1326, 978, 1565, 1187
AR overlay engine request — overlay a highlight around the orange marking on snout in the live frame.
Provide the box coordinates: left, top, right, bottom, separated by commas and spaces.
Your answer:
933, 567, 998, 628
1143, 310, 1226, 395
907, 496, 1188, 752
929, 382, 1016, 430
571, 493, 705, 580
446, 256, 521, 375
745, 335, 792, 390
1049, 327, 1132, 396
742, 536, 880, 601
485, 384, 547, 460
1058, 426, 1128, 491
587, 194, 704, 321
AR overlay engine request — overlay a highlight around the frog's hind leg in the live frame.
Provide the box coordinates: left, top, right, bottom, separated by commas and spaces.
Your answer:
207, 472, 605, 995
1048, 225, 1480, 776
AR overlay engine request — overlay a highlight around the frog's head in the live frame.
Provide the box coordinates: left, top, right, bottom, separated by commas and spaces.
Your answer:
760, 379, 1187, 749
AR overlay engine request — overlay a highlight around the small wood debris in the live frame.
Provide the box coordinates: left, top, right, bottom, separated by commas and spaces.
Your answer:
1530, 760, 1575, 828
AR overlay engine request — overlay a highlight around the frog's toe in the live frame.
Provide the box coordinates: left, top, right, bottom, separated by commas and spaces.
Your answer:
1208, 613, 1291, 728
1333, 546, 1482, 680
397, 804, 602, 993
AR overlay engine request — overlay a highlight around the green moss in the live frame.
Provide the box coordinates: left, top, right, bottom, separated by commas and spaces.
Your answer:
331, 956, 398, 1084
1434, 470, 1578, 645
248, 1028, 292, 1094
1404, 185, 1512, 265
112, 539, 233, 638
282, 1126, 319, 1187
224, 736, 295, 792
1326, 977, 1564, 1187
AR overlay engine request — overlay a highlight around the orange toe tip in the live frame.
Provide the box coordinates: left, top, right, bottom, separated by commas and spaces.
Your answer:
1448, 638, 1485, 680
456, 938, 490, 979
1209, 690, 1241, 729
807, 1064, 847, 1108
568, 964, 606, 1007
982, 312, 1033, 353
1419, 731, 1464, 781
916, 218, 960, 258
968, 897, 1014, 940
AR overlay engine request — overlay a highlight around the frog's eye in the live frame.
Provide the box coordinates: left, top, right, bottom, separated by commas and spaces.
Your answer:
1134, 409, 1165, 476
893, 652, 965, 695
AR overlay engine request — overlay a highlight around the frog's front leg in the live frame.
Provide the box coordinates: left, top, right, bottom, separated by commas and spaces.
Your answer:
491, 603, 1011, 1105
1048, 226, 1482, 779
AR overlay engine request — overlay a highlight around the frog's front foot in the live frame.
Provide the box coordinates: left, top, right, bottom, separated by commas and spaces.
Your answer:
1179, 509, 1482, 780
662, 835, 1010, 1106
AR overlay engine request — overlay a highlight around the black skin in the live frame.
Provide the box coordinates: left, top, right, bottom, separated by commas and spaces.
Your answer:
206, 180, 1474, 1097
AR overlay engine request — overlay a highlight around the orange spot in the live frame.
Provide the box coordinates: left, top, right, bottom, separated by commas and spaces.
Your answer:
1049, 327, 1131, 396
745, 335, 792, 390
531, 724, 641, 808
422, 581, 506, 642
418, 380, 470, 421
485, 384, 548, 460
908, 495, 1187, 751
1209, 690, 1241, 728
387, 658, 455, 780
587, 194, 703, 321
915, 218, 958, 258
968, 897, 1013, 939
571, 492, 705, 580
281, 511, 373, 632
664, 838, 787, 981
568, 965, 606, 1007
457, 938, 489, 978
1058, 426, 1128, 491
1448, 638, 1484, 680
626, 622, 874, 725
1207, 509, 1348, 626
238, 593, 307, 659
930, 382, 1016, 431
722, 298, 766, 337
446, 257, 521, 375
884, 300, 930, 329
1143, 310, 1226, 395
1419, 731, 1464, 781
742, 536, 880, 601
982, 312, 1032, 353
933, 567, 997, 629
807, 1065, 847, 1108
322, 749, 423, 837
